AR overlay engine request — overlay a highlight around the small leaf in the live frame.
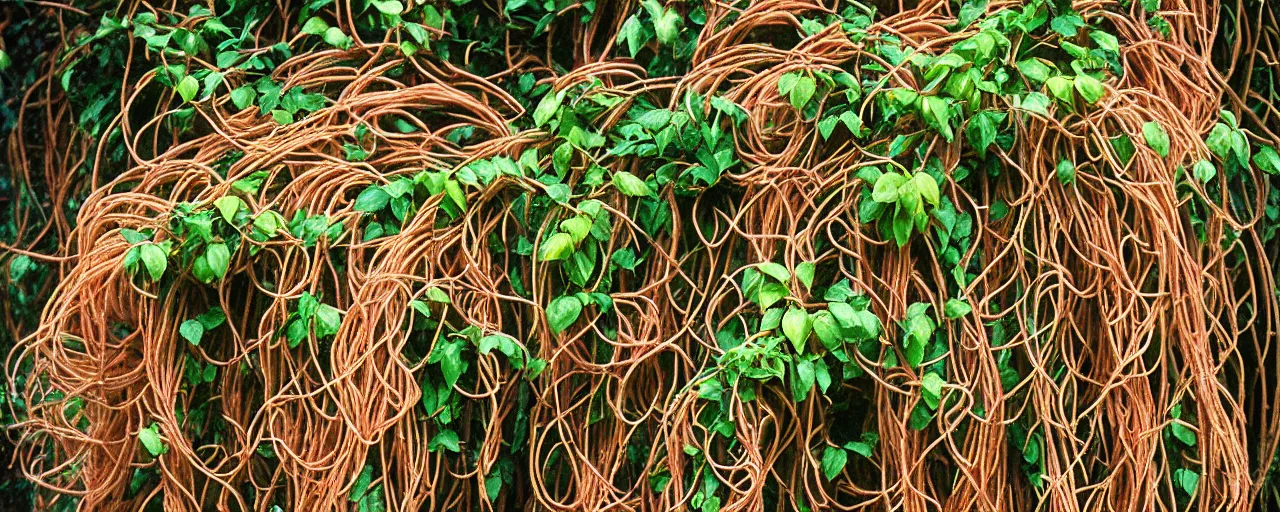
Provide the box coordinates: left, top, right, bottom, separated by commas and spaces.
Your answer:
559, 216, 592, 244
1254, 145, 1280, 175
371, 0, 404, 15
794, 262, 815, 290
777, 73, 799, 97
820, 446, 847, 481
1016, 58, 1052, 84
1142, 121, 1170, 158
782, 308, 812, 354
757, 283, 789, 310
138, 243, 168, 281
944, 298, 972, 319
921, 372, 944, 399
538, 233, 574, 262
1175, 468, 1198, 496
1045, 76, 1074, 104
872, 173, 907, 203
1193, 159, 1216, 183
214, 196, 242, 224
913, 173, 941, 207
426, 286, 451, 303
230, 86, 256, 110
301, 16, 329, 35
546, 296, 583, 334
205, 243, 230, 280
533, 90, 564, 127
612, 171, 651, 197
1057, 159, 1076, 185
354, 186, 390, 212
313, 304, 342, 338
654, 10, 682, 45
323, 27, 352, 49
349, 465, 373, 502
755, 262, 791, 283
175, 75, 199, 103
429, 429, 461, 452
1074, 74, 1105, 104
1170, 422, 1197, 447
180, 319, 204, 345
790, 75, 815, 111
138, 424, 167, 456
817, 116, 839, 140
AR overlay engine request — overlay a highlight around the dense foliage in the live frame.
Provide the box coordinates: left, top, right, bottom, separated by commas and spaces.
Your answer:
2, 0, 1280, 510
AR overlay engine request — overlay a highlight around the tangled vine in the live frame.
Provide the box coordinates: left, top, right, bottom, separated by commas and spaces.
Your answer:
2, 0, 1280, 510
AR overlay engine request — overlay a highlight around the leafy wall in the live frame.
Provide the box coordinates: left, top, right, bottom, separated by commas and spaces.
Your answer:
2, 0, 1280, 510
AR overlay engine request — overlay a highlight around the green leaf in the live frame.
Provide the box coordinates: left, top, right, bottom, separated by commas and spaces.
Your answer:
1206, 123, 1232, 160
429, 429, 461, 452
1175, 468, 1198, 495
180, 319, 204, 345
286, 318, 309, 347
844, 432, 878, 458
944, 298, 972, 319
1254, 145, 1280, 175
533, 90, 564, 127
913, 173, 940, 207
777, 73, 799, 97
794, 262, 815, 290
820, 446, 847, 481
812, 311, 842, 349
349, 465, 373, 502
613, 171, 651, 197
313, 304, 342, 338
782, 308, 812, 354
138, 424, 167, 456
817, 116, 839, 140
1170, 422, 1197, 447
546, 296, 583, 334
872, 173, 907, 203
755, 262, 791, 283
230, 86, 256, 110
921, 372, 944, 402
538, 233, 574, 262
966, 110, 1002, 156
1142, 121, 1170, 158
1045, 76, 1074, 104
323, 27, 352, 49
655, 10, 682, 45
1192, 159, 1216, 183
138, 243, 168, 281
1056, 158, 1076, 185
790, 75, 815, 111
1016, 58, 1052, 84
757, 283, 789, 310
176, 75, 199, 103
197, 307, 226, 330
205, 243, 230, 279
426, 286, 451, 303
920, 95, 953, 141
1019, 92, 1052, 116
371, 0, 404, 15
354, 187, 390, 212
1074, 74, 1105, 104
792, 358, 815, 402
1091, 31, 1120, 53
559, 216, 592, 244
301, 16, 329, 35
214, 196, 242, 224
